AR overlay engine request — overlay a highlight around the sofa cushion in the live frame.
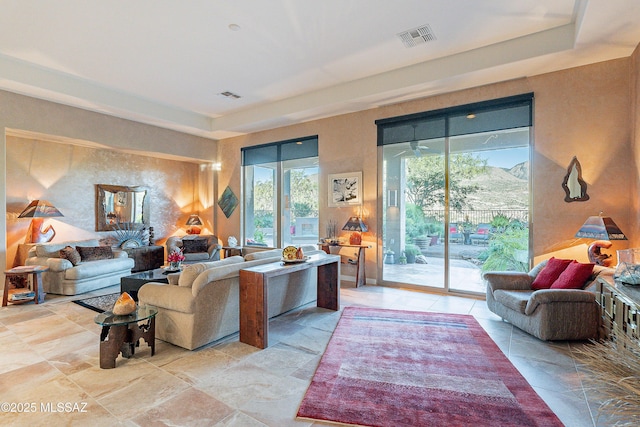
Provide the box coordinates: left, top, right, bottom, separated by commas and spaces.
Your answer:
551, 260, 595, 289
76, 246, 114, 262
244, 248, 283, 261
34, 239, 100, 258
64, 257, 133, 280
178, 256, 244, 287
531, 257, 572, 290
59, 246, 81, 266
493, 289, 533, 314
182, 238, 208, 253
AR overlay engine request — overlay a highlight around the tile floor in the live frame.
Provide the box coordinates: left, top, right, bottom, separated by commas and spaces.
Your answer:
0, 283, 614, 426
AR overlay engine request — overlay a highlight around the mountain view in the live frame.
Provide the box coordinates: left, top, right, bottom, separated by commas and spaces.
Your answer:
463, 161, 529, 211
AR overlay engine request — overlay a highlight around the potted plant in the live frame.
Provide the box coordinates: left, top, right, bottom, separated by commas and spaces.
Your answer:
403, 245, 420, 264
398, 252, 407, 265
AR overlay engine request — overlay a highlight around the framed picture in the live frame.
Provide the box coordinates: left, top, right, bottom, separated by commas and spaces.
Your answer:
328, 171, 362, 207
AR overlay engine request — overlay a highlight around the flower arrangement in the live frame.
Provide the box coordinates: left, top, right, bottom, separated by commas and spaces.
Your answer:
167, 249, 185, 263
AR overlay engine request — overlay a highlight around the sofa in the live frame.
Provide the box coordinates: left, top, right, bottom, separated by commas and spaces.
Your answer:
485, 259, 612, 341
166, 235, 221, 264
138, 246, 320, 350
25, 239, 135, 296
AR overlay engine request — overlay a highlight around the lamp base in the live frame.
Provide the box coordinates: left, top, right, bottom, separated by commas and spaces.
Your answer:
186, 226, 202, 235
349, 232, 362, 245
25, 218, 56, 243
587, 240, 614, 267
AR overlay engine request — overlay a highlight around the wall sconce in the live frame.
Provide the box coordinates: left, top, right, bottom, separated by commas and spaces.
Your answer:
185, 214, 203, 234
388, 190, 398, 208
18, 200, 64, 243
575, 212, 627, 266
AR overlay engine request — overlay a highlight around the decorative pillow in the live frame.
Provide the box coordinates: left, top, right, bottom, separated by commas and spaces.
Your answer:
59, 246, 82, 266
531, 257, 572, 290
182, 238, 208, 254
551, 260, 595, 289
76, 246, 114, 262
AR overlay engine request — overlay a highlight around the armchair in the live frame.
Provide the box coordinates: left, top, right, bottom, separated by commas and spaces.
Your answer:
166, 235, 221, 264
484, 260, 611, 341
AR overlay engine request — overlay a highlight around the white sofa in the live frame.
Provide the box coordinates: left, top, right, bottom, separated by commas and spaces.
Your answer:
138, 246, 320, 350
25, 239, 135, 296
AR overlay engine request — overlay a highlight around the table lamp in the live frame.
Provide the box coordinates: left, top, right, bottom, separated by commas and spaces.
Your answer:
185, 214, 203, 234
343, 216, 368, 245
18, 200, 64, 243
575, 213, 627, 266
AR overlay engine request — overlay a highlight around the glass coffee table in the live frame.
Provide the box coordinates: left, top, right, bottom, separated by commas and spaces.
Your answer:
94, 305, 157, 369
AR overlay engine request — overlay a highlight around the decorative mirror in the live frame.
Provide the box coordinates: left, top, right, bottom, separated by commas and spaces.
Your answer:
562, 156, 589, 202
96, 184, 149, 231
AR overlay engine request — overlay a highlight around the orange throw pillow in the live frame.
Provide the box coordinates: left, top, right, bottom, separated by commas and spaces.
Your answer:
550, 260, 595, 289
531, 257, 572, 290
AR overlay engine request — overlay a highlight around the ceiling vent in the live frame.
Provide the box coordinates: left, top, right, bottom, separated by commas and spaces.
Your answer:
219, 91, 241, 99
397, 24, 436, 48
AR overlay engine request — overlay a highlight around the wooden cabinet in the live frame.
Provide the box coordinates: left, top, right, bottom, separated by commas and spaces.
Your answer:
123, 245, 164, 272
596, 276, 640, 342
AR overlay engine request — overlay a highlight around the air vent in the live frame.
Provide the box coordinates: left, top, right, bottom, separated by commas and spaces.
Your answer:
219, 91, 241, 99
397, 24, 436, 48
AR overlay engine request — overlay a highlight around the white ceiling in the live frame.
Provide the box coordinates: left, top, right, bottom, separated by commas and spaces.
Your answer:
1, 0, 640, 141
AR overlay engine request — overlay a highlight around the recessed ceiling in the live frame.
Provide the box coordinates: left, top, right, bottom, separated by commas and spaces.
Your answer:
0, 1, 639, 141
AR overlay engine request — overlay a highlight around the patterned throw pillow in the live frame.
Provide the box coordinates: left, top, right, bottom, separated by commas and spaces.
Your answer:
182, 238, 208, 254
76, 246, 114, 262
59, 246, 82, 266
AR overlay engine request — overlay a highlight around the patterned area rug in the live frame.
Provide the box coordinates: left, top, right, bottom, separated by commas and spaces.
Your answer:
297, 307, 563, 427
72, 293, 119, 313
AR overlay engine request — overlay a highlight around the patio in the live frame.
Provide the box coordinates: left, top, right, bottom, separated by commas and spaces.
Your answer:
382, 242, 487, 294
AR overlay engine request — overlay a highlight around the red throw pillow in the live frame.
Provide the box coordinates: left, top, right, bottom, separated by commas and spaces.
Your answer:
531, 257, 572, 290
550, 260, 595, 289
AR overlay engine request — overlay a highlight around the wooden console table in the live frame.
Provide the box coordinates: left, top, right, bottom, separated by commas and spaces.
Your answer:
595, 275, 640, 342
239, 253, 340, 349
319, 243, 371, 287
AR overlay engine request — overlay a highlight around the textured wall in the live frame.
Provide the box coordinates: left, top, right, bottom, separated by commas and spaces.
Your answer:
6, 135, 204, 267
217, 57, 638, 282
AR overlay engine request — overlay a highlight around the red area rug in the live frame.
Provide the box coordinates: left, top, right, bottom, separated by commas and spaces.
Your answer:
297, 307, 563, 427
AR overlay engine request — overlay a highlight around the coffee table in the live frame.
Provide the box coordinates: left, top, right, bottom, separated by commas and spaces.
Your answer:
94, 305, 157, 369
120, 268, 170, 301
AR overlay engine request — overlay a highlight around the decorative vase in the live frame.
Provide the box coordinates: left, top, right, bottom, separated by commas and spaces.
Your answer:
169, 261, 182, 271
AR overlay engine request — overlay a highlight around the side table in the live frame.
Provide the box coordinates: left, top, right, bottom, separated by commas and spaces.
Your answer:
94, 305, 157, 369
319, 243, 371, 287
222, 246, 243, 258
3, 265, 48, 307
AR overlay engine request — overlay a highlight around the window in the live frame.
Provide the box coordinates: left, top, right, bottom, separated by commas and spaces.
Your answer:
242, 136, 319, 248
376, 94, 533, 294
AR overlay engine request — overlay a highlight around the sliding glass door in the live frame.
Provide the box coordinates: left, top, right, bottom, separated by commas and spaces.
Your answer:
378, 95, 532, 295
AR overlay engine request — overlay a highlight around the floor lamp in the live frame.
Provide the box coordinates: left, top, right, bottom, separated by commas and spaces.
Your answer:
18, 200, 64, 243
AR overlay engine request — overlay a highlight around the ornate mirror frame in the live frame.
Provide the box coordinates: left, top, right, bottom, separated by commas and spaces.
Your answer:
561, 156, 589, 202
96, 184, 150, 231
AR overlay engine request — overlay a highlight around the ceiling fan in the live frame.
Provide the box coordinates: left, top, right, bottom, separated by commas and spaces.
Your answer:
393, 124, 430, 157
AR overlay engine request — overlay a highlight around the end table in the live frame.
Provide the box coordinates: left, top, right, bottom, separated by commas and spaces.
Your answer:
3, 265, 48, 307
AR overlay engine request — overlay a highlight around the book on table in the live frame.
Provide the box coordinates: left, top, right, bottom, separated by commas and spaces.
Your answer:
10, 291, 35, 301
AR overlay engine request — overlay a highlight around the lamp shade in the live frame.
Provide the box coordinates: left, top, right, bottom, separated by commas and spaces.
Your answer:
342, 216, 368, 232
18, 200, 63, 218
185, 214, 203, 226
575, 215, 627, 240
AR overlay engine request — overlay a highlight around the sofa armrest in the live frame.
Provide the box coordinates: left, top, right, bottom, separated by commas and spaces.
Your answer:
483, 271, 533, 293
26, 256, 72, 272
207, 244, 222, 259
525, 289, 596, 315
138, 283, 195, 314
112, 249, 128, 259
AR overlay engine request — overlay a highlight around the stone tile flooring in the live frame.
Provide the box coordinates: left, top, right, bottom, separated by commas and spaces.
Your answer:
0, 283, 614, 426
